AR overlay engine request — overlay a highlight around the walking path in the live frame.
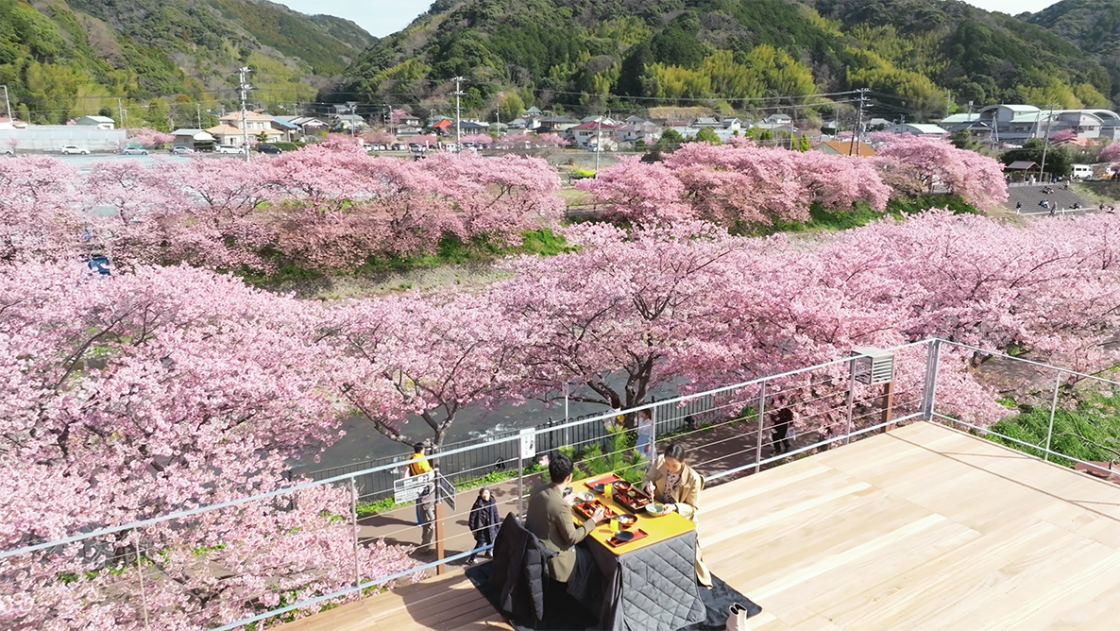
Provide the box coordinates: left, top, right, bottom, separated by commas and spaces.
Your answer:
1004, 184, 1094, 215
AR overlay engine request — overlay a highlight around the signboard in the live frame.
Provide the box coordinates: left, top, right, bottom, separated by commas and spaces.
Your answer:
436, 472, 456, 511
519, 428, 536, 460
393, 471, 433, 504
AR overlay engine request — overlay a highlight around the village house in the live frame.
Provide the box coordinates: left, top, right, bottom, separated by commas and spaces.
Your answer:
885, 123, 949, 136
170, 129, 215, 150
217, 111, 284, 143
536, 116, 579, 133
565, 121, 623, 149
75, 115, 116, 130
274, 116, 329, 136
814, 139, 877, 157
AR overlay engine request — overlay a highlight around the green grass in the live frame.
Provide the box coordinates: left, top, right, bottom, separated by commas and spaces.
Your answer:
354, 462, 549, 518
986, 390, 1120, 467
243, 228, 573, 288
756, 195, 977, 236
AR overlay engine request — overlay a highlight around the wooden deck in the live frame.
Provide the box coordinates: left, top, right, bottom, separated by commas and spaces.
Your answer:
282, 421, 1120, 631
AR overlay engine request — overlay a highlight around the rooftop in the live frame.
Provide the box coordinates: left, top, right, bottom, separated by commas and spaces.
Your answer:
219, 111, 273, 122
281, 421, 1120, 631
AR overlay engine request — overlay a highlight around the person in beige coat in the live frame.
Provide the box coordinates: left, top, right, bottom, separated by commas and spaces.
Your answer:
643, 443, 714, 587
526, 452, 606, 583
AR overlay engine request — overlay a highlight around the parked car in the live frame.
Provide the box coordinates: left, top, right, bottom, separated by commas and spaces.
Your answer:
0, 148, 13, 156
171, 146, 194, 155
60, 145, 89, 155
255, 143, 282, 154
216, 145, 245, 154
120, 146, 148, 156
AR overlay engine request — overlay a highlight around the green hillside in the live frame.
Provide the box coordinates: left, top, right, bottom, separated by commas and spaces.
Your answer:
334, 0, 1113, 118
0, 0, 373, 125
1025, 0, 1120, 108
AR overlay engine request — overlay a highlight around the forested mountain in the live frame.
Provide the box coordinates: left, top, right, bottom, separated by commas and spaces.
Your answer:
0, 0, 374, 124
334, 0, 1114, 120
1025, 0, 1120, 108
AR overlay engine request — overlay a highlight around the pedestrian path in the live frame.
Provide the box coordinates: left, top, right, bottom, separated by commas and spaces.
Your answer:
1004, 184, 1093, 214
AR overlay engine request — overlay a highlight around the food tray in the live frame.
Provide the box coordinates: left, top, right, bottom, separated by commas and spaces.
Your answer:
611, 481, 652, 512
607, 528, 649, 548
584, 473, 623, 488
573, 498, 617, 521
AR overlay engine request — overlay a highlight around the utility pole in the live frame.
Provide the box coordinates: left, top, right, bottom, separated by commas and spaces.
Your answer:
850, 88, 867, 156
196, 103, 202, 129
452, 76, 464, 153
118, 98, 125, 129
0, 85, 11, 123
238, 67, 253, 163
595, 115, 602, 176
346, 101, 358, 137
1039, 103, 1057, 183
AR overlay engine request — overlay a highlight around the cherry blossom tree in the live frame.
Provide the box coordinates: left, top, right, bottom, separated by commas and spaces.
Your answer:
493, 221, 742, 410
0, 156, 85, 263
417, 152, 564, 245
362, 130, 398, 146
1100, 143, 1120, 165
577, 144, 891, 228
1049, 129, 1076, 144
460, 133, 493, 147
323, 291, 529, 446
874, 134, 1007, 209
0, 263, 414, 631
127, 127, 174, 149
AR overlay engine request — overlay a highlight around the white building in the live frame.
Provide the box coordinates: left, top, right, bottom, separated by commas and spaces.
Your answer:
886, 123, 949, 136
170, 129, 215, 150
75, 115, 116, 130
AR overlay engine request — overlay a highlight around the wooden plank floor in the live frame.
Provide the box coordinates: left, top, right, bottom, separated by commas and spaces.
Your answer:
282, 422, 1120, 631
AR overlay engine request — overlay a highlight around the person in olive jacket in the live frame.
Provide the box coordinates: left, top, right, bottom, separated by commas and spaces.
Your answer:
525, 453, 606, 582
467, 487, 500, 565
643, 443, 713, 587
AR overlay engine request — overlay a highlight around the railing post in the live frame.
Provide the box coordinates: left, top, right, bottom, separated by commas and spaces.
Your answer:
135, 535, 151, 630
921, 340, 941, 421
754, 381, 767, 474
349, 478, 362, 595
845, 356, 856, 445
1045, 371, 1062, 462
517, 435, 525, 518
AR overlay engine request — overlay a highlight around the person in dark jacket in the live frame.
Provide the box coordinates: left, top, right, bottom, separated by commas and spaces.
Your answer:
771, 404, 794, 455
467, 487, 500, 564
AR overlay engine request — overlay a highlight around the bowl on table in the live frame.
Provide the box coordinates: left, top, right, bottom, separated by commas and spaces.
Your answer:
616, 514, 637, 529
645, 503, 666, 517
590, 483, 606, 495
576, 491, 595, 503
612, 530, 635, 542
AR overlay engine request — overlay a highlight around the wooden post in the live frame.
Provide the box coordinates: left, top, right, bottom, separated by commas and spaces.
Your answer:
434, 501, 445, 576
881, 381, 895, 432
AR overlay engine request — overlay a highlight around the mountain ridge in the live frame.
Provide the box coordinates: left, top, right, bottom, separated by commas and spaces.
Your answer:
0, 0, 374, 125
330, 0, 1114, 119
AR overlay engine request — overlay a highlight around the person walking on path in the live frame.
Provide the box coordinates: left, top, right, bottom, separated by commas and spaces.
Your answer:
770, 404, 794, 455
466, 487, 500, 565
405, 442, 436, 555
635, 408, 656, 462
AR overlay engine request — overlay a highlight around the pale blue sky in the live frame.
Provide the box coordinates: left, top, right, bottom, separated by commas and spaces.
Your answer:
277, 0, 1061, 39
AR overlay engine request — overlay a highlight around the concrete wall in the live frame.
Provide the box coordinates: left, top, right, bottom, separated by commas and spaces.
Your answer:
0, 127, 127, 153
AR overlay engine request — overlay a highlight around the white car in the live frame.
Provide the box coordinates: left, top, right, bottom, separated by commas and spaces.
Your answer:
61, 145, 89, 155
216, 145, 245, 154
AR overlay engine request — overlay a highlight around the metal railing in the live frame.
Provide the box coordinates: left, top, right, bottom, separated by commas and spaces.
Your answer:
7, 338, 1120, 630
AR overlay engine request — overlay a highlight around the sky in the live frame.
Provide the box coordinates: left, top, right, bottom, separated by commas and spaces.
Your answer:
277, 0, 1062, 39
